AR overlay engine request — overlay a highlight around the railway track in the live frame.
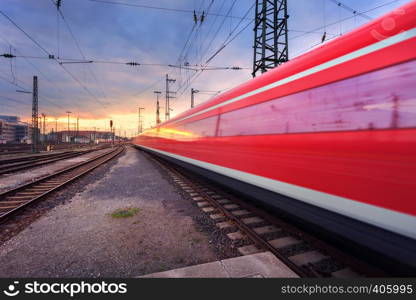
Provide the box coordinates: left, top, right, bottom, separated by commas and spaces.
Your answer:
0, 147, 107, 175
0, 146, 124, 223
146, 152, 387, 278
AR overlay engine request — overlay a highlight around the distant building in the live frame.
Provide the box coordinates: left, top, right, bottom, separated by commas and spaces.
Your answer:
0, 115, 19, 123
15, 123, 32, 143
0, 115, 33, 144
0, 120, 16, 144
55, 130, 114, 143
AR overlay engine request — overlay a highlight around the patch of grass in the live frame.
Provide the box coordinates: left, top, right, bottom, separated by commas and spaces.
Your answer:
111, 207, 140, 219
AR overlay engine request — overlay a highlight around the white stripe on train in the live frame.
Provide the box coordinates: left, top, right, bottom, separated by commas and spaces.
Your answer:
138, 145, 416, 240
170, 28, 416, 125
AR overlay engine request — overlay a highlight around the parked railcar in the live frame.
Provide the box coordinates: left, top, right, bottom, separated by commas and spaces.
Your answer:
133, 1, 416, 274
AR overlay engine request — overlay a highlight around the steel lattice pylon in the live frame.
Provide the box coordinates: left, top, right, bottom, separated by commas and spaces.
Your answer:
31, 76, 39, 153
252, 0, 289, 77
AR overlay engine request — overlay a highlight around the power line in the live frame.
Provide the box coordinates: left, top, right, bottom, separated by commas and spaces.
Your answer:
132, 78, 164, 97
175, 2, 253, 97
328, 0, 372, 20
205, 4, 255, 64
0, 34, 67, 98
0, 72, 67, 114
89, 0, 251, 20
6, 54, 248, 70
175, 0, 240, 96
0, 95, 29, 106
0, 11, 51, 56
0, 9, 107, 109
290, 0, 398, 41
55, 4, 110, 103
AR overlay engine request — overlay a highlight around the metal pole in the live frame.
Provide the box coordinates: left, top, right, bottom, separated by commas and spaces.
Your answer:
165, 74, 176, 120
55, 118, 58, 144
191, 88, 195, 108
261, 0, 267, 74
42, 113, 46, 144
31, 76, 39, 153
66, 111, 71, 143
154, 91, 162, 125
252, 0, 289, 77
138, 108, 145, 133
191, 88, 200, 108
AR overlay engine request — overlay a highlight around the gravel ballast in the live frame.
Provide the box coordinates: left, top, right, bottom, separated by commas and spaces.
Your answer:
0, 146, 227, 277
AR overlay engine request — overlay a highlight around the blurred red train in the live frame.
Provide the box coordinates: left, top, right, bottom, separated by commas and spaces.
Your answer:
133, 1, 416, 274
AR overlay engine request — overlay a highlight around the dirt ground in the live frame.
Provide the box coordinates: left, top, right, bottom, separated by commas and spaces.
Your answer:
0, 146, 225, 277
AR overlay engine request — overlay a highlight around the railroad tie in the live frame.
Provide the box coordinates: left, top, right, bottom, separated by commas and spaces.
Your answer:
237, 245, 262, 256
0, 205, 18, 210
253, 225, 281, 235
241, 217, 264, 225
197, 201, 210, 208
268, 237, 302, 249
231, 209, 251, 217
331, 268, 360, 278
227, 231, 245, 240
224, 204, 240, 210
217, 199, 231, 204
216, 221, 235, 229
0, 200, 28, 205
210, 213, 225, 220
288, 250, 328, 266
202, 207, 216, 213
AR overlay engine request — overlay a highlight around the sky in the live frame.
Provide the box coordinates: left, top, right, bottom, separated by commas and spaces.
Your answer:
0, 0, 411, 136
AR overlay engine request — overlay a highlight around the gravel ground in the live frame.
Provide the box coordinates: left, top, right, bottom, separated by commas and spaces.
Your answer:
0, 147, 112, 193
0, 146, 234, 278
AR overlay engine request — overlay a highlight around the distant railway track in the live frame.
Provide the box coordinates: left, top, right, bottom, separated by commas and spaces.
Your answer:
0, 148, 105, 175
145, 152, 388, 278
0, 146, 124, 223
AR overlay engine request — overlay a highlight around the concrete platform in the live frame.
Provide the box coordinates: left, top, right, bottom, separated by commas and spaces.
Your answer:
141, 252, 299, 278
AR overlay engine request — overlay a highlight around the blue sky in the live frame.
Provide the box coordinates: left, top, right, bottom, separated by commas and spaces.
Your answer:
0, 0, 411, 135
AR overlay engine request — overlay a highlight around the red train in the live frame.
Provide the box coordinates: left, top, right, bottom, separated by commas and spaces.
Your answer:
133, 1, 416, 274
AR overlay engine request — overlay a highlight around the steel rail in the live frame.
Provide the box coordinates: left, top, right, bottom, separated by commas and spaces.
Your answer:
146, 152, 387, 278
0, 146, 124, 223
0, 146, 110, 175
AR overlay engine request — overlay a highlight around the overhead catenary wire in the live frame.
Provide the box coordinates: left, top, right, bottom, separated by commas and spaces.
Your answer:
5, 54, 248, 71
175, 0, 239, 96
175, 1, 253, 97
0, 34, 69, 100
328, 0, 373, 20
0, 73, 67, 115
89, 0, 250, 20
291, 0, 399, 57
54, 3, 110, 104
0, 9, 107, 109
290, 0, 398, 41
0, 94, 29, 106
